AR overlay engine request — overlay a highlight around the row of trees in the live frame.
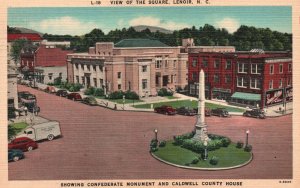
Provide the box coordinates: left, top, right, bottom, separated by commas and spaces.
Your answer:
41, 24, 292, 52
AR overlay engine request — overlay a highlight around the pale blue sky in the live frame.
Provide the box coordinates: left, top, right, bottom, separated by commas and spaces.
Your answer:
8, 7, 292, 35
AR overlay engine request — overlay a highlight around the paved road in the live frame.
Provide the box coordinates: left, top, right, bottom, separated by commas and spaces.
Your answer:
8, 85, 292, 180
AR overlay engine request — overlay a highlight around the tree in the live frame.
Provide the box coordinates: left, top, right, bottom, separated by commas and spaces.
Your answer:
8, 125, 16, 141
10, 39, 30, 64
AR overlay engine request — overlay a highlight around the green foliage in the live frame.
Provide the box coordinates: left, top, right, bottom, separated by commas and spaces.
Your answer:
159, 140, 166, 147
53, 77, 62, 86
84, 87, 96, 95
150, 139, 158, 148
236, 141, 244, 149
182, 139, 205, 154
244, 145, 253, 152
150, 147, 158, 152
10, 39, 32, 63
94, 88, 104, 97
125, 90, 139, 100
109, 91, 125, 99
221, 138, 231, 147
209, 156, 219, 165
8, 125, 16, 140
158, 88, 173, 97
173, 132, 195, 146
59, 82, 83, 92
191, 157, 199, 164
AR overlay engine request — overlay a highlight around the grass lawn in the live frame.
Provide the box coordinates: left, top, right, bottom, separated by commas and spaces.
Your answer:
153, 141, 252, 168
134, 100, 245, 112
10, 122, 28, 134
108, 98, 143, 104
164, 96, 178, 99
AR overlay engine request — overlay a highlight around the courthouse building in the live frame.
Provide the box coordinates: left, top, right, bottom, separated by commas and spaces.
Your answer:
67, 38, 235, 97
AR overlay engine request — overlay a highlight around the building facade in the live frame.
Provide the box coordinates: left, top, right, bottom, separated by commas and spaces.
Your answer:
188, 51, 292, 108
67, 38, 235, 97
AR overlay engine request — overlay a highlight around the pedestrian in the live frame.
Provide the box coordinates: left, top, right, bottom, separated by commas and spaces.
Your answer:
24, 106, 28, 116
34, 105, 39, 116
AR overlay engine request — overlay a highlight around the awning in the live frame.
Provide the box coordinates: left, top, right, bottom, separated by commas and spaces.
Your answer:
231, 92, 261, 101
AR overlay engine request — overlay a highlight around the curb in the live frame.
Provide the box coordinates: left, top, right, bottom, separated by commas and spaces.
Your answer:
150, 152, 253, 171
266, 112, 293, 118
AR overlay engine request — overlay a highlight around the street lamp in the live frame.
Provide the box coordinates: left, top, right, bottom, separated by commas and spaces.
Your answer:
154, 129, 158, 142
245, 130, 250, 147
203, 139, 208, 160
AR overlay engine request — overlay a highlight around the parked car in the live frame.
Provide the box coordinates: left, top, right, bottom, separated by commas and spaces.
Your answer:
56, 89, 68, 97
8, 137, 38, 152
67, 93, 82, 101
23, 102, 40, 113
211, 108, 230, 117
8, 149, 24, 162
154, 105, 176, 115
243, 109, 266, 119
18, 91, 36, 103
194, 107, 212, 116
44, 86, 56, 93
17, 121, 61, 141
176, 107, 196, 116
82, 97, 98, 106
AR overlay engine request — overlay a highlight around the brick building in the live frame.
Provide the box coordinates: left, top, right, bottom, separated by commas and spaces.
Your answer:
188, 51, 292, 108
67, 38, 235, 97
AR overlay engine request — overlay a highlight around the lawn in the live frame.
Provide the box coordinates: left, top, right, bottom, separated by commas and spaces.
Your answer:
134, 100, 245, 112
153, 141, 252, 168
10, 122, 28, 134
164, 96, 178, 99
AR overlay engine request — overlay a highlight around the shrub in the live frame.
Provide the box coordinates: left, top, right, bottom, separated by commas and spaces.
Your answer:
109, 91, 125, 99
159, 140, 166, 147
125, 90, 139, 100
150, 147, 158, 152
8, 125, 16, 140
150, 139, 158, 148
73, 83, 83, 92
236, 141, 244, 149
53, 77, 62, 86
210, 156, 219, 165
207, 139, 223, 151
157, 88, 173, 96
191, 157, 199, 164
84, 87, 95, 95
94, 88, 104, 97
47, 82, 54, 86
244, 145, 252, 152
221, 137, 231, 147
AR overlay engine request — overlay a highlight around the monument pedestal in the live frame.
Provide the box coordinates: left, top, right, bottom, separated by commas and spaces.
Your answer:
193, 124, 210, 142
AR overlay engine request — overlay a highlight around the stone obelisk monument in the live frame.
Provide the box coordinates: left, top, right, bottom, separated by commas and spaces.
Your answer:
193, 69, 210, 142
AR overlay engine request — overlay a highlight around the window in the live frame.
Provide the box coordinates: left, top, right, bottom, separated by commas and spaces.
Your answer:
75, 64, 78, 70
81, 64, 84, 70
76, 76, 79, 83
251, 64, 262, 74
225, 60, 232, 70
173, 60, 177, 68
279, 64, 283, 73
288, 63, 292, 72
142, 65, 147, 72
81, 76, 85, 85
203, 58, 208, 68
279, 79, 283, 88
192, 72, 197, 80
48, 73, 53, 80
87, 65, 90, 71
165, 60, 169, 68
250, 78, 261, 89
205, 73, 208, 82
270, 64, 274, 74
142, 79, 147, 89
117, 72, 121, 79
269, 80, 273, 89
93, 78, 97, 87
214, 74, 220, 83
225, 74, 231, 84
155, 57, 162, 69
99, 66, 103, 72
237, 77, 248, 88
100, 79, 104, 87
214, 59, 220, 69
287, 77, 292, 86
192, 58, 198, 67
118, 84, 121, 90
238, 63, 248, 73
59, 73, 62, 77
93, 65, 96, 71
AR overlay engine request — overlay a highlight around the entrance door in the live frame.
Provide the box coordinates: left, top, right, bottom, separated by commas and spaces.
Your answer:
163, 75, 168, 86
86, 77, 91, 88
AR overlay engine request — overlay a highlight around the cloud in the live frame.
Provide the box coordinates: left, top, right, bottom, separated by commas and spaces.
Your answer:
128, 16, 190, 31
215, 18, 240, 33
29, 16, 100, 35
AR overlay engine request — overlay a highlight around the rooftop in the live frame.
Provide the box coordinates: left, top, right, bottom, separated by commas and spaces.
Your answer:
114, 39, 169, 48
8, 33, 43, 42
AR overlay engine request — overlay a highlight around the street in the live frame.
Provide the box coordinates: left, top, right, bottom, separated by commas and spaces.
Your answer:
8, 85, 292, 180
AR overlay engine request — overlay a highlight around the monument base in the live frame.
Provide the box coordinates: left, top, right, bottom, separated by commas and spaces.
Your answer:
193, 124, 210, 142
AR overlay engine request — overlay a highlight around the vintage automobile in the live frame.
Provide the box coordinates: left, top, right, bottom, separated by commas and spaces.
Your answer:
194, 107, 212, 116
211, 108, 230, 117
44, 86, 56, 94
56, 89, 68, 97
154, 105, 176, 115
82, 97, 98, 106
243, 109, 266, 119
8, 149, 24, 162
8, 137, 38, 152
176, 107, 196, 116
66, 93, 82, 101
18, 91, 36, 103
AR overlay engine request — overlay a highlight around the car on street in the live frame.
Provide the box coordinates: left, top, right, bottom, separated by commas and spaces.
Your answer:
211, 108, 230, 117
56, 89, 68, 97
8, 137, 38, 152
23, 102, 40, 113
18, 91, 36, 103
82, 96, 98, 106
44, 86, 56, 94
194, 107, 212, 116
176, 107, 196, 116
154, 105, 176, 115
243, 108, 266, 119
8, 149, 24, 162
67, 93, 82, 101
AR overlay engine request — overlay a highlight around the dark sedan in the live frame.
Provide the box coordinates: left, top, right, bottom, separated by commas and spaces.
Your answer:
243, 109, 266, 119
8, 149, 24, 162
211, 108, 230, 117
154, 105, 176, 115
56, 89, 68, 97
176, 107, 196, 116
67, 93, 82, 101
82, 97, 98, 106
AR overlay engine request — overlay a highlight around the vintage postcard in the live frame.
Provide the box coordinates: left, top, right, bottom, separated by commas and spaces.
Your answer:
1, 0, 299, 188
